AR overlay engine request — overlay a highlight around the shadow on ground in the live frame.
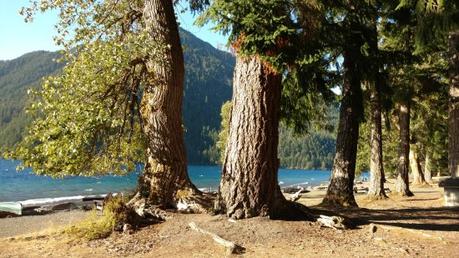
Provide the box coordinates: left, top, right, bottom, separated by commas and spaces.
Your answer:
310, 206, 459, 232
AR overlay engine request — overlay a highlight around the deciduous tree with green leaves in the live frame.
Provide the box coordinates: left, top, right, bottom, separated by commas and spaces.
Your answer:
11, 0, 212, 215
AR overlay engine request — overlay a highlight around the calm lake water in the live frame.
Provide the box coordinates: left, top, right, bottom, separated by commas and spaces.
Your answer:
0, 159, 333, 202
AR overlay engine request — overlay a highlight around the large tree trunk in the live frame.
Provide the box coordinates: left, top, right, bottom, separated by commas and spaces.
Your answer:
322, 41, 363, 207
449, 30, 459, 179
366, 12, 386, 199
395, 102, 414, 196
218, 56, 288, 219
424, 151, 433, 184
132, 0, 206, 211
410, 147, 426, 185
368, 80, 387, 199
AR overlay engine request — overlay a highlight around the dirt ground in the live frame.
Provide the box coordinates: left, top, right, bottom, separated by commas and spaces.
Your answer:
0, 180, 458, 258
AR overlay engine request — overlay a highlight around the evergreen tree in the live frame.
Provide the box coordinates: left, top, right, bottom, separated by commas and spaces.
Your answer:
399, 0, 459, 180
199, 0, 328, 219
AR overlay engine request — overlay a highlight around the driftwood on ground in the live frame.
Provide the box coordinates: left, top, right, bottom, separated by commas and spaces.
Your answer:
288, 188, 303, 202
317, 215, 348, 230
189, 222, 245, 255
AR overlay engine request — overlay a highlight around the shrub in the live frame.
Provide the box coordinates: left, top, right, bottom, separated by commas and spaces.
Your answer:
65, 195, 128, 240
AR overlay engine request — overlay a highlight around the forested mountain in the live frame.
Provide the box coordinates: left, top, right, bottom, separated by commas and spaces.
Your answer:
180, 30, 234, 164
0, 51, 63, 147
0, 29, 336, 168
0, 29, 234, 164
278, 127, 335, 170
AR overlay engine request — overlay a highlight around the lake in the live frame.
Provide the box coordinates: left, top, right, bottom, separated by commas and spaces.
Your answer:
0, 159, 333, 202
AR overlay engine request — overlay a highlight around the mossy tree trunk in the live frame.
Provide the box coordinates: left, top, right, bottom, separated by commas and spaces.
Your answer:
218, 56, 288, 219
395, 102, 414, 196
133, 0, 205, 211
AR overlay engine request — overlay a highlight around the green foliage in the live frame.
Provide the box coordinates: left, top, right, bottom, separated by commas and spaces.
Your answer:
202, 101, 232, 164
278, 126, 336, 170
215, 101, 232, 164
397, 0, 458, 53
7, 1, 157, 177
2, 0, 236, 177
0, 51, 63, 152
65, 196, 128, 240
0, 30, 234, 166
196, 0, 299, 69
199, 0, 336, 136
180, 30, 234, 164
356, 51, 449, 177
10, 40, 152, 177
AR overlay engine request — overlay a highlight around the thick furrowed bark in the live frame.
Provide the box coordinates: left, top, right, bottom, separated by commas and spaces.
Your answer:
218, 56, 307, 220
322, 42, 362, 208
395, 102, 414, 197
449, 30, 459, 179
368, 81, 387, 199
365, 14, 387, 200
133, 0, 210, 212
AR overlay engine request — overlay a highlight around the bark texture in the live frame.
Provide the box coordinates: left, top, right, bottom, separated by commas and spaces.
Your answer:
395, 102, 414, 196
410, 147, 426, 185
134, 0, 206, 210
322, 38, 363, 207
424, 152, 433, 183
218, 56, 287, 219
368, 81, 387, 199
449, 30, 459, 179
366, 13, 386, 199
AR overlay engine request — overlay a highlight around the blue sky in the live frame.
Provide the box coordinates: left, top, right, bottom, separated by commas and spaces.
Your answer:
0, 0, 228, 60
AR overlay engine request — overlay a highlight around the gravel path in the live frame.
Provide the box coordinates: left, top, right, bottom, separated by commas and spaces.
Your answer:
0, 210, 87, 238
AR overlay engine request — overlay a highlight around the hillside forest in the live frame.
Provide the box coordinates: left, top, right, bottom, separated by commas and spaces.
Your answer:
0, 31, 336, 170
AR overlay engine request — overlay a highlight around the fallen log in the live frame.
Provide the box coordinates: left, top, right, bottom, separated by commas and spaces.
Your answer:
188, 222, 245, 255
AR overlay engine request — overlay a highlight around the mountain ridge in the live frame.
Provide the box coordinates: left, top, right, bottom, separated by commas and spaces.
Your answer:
0, 29, 234, 164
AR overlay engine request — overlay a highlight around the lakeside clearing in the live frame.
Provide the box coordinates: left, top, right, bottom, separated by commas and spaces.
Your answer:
0, 179, 457, 257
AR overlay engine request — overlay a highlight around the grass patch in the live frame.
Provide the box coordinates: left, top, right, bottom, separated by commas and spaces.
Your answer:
65, 196, 129, 240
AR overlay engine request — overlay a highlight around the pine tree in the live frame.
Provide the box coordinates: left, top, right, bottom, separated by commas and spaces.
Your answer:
199, 0, 327, 219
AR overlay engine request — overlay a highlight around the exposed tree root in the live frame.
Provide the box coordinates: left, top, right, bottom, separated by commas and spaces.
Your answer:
126, 192, 170, 221
115, 189, 215, 233
175, 189, 215, 214
188, 222, 245, 255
